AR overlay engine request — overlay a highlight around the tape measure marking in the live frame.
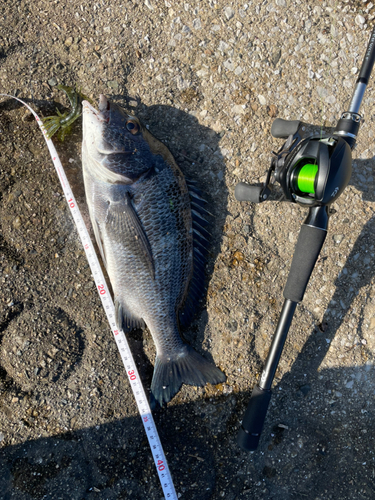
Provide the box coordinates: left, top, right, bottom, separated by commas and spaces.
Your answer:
0, 94, 178, 500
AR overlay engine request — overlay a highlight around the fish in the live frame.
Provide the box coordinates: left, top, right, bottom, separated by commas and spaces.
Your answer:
81, 94, 226, 407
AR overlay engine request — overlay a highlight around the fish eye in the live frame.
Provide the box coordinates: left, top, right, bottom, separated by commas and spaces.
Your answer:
126, 120, 139, 135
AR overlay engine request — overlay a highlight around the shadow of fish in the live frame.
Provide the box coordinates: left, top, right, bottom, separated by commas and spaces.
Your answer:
81, 95, 225, 407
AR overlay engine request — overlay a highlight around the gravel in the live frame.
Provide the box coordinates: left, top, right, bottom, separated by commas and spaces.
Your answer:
1, 0, 375, 499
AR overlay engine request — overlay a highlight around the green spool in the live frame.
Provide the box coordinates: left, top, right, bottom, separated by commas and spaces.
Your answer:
297, 163, 318, 194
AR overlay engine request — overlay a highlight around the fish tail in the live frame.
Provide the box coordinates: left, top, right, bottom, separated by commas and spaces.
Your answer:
150, 346, 226, 408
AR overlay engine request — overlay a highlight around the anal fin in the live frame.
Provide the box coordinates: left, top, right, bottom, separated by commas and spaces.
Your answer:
115, 300, 145, 332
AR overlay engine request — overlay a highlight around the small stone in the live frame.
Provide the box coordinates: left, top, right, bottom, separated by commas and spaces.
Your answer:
12, 216, 22, 229
326, 95, 336, 104
196, 69, 208, 78
64, 37, 73, 47
231, 104, 245, 115
276, 0, 286, 5
233, 251, 244, 261
193, 18, 201, 29
268, 104, 278, 117
218, 41, 229, 52
227, 319, 238, 332
107, 80, 119, 89
224, 6, 235, 20
224, 59, 235, 71
355, 14, 365, 25
144, 0, 154, 10
48, 77, 58, 86
333, 234, 344, 245
271, 49, 281, 66
258, 95, 266, 105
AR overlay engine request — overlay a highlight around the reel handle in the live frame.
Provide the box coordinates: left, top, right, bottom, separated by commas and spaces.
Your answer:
271, 118, 301, 138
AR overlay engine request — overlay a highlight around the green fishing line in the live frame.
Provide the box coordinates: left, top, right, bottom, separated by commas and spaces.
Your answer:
297, 163, 318, 194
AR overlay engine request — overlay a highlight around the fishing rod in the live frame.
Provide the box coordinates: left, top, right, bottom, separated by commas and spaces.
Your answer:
235, 26, 375, 452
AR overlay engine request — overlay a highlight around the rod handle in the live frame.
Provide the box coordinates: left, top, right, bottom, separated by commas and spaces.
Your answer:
283, 223, 327, 303
237, 385, 272, 451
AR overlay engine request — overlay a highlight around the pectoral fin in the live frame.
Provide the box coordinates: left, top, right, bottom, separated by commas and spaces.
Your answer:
105, 191, 155, 279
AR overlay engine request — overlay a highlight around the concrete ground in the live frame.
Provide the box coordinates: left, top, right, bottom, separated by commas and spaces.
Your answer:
1, 1, 375, 498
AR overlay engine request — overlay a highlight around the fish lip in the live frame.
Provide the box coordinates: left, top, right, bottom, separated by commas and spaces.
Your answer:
82, 96, 109, 122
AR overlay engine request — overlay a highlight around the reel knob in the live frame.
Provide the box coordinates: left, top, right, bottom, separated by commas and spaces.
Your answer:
235, 183, 268, 203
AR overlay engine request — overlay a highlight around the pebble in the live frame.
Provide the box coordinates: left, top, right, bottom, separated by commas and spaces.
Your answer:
355, 15, 366, 25
333, 234, 344, 245
107, 80, 119, 89
258, 95, 266, 105
224, 6, 235, 21
223, 59, 235, 71
218, 41, 229, 52
12, 216, 22, 229
193, 18, 201, 30
144, 0, 154, 10
231, 104, 245, 115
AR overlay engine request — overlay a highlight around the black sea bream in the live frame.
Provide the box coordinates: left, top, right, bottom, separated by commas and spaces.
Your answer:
81, 95, 225, 407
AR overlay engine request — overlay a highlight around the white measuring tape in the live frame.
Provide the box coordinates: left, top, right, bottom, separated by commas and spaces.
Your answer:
0, 94, 178, 500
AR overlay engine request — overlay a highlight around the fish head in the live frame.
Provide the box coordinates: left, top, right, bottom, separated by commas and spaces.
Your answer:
82, 95, 154, 181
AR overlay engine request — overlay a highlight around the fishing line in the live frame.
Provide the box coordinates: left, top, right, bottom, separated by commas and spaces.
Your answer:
0, 94, 178, 500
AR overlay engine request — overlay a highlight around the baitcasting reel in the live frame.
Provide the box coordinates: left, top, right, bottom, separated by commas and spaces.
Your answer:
235, 119, 354, 209
235, 26, 375, 452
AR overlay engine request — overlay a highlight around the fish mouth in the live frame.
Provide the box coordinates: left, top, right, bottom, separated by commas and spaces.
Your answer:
82, 94, 110, 122
83, 95, 134, 156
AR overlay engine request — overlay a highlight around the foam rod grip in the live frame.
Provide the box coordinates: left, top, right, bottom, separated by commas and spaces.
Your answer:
283, 224, 327, 303
237, 385, 272, 452
271, 118, 301, 138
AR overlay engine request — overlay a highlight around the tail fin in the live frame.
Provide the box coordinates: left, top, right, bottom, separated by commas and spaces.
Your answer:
150, 346, 226, 408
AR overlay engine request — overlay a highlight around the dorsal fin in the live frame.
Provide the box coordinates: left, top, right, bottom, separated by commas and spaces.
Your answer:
179, 181, 212, 329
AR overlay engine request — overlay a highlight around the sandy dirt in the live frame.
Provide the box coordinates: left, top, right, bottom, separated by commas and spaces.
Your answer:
1, 1, 375, 499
